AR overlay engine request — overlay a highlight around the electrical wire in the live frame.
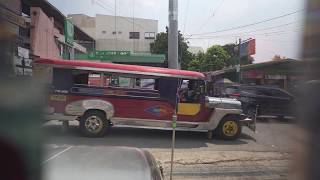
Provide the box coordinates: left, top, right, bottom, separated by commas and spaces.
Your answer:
187, 26, 304, 39
182, 0, 190, 34
93, 0, 154, 31
188, 9, 305, 37
196, 0, 225, 34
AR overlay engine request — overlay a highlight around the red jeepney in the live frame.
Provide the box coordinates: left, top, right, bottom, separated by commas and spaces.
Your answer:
34, 58, 252, 139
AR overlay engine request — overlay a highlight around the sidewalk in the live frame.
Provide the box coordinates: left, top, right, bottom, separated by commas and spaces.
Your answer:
147, 149, 290, 180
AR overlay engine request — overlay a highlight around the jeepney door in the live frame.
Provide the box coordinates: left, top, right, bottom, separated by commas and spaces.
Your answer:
177, 80, 204, 116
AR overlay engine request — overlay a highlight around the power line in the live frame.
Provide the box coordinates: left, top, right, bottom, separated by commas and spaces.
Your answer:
187, 21, 304, 39
195, 0, 225, 34
93, 0, 153, 31
182, 0, 190, 34
236, 20, 303, 34
188, 27, 303, 39
189, 9, 305, 37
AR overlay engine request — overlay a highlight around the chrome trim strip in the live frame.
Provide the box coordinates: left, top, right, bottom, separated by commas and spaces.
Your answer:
45, 114, 77, 121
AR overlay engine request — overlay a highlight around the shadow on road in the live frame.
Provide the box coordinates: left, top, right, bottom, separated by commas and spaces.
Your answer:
43, 123, 256, 149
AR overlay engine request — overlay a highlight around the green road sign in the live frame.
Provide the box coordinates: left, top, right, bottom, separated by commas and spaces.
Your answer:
64, 20, 74, 45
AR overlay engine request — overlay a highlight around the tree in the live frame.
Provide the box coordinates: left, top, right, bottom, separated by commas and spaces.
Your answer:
187, 51, 204, 71
150, 27, 193, 70
187, 45, 230, 72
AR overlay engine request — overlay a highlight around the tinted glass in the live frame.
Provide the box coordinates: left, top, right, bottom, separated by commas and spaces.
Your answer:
271, 89, 290, 98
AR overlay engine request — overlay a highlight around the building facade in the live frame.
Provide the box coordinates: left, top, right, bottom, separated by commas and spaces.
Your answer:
206, 59, 307, 96
0, 0, 31, 77
68, 14, 158, 53
22, 0, 96, 61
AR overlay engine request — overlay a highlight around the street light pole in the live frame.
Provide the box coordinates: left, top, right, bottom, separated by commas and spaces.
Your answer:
168, 0, 179, 69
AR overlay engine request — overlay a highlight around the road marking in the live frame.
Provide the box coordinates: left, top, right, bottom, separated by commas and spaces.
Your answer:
42, 146, 73, 164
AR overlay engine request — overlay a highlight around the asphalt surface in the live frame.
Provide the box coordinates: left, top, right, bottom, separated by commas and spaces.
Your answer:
43, 119, 299, 180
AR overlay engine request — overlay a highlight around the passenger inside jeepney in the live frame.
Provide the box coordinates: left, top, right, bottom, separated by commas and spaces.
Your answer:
180, 80, 200, 103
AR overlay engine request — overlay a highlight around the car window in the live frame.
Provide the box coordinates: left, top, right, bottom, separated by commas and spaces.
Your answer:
260, 89, 273, 96
225, 87, 238, 94
271, 89, 290, 98
240, 87, 257, 94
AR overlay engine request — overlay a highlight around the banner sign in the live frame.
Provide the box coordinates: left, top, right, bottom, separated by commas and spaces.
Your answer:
240, 38, 256, 57
64, 20, 74, 45
88, 50, 131, 59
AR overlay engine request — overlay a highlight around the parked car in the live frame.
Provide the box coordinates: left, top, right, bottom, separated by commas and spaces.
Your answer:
223, 85, 295, 118
44, 146, 164, 180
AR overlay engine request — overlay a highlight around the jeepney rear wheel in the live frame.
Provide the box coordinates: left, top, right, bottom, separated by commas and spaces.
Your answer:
215, 115, 242, 140
80, 110, 109, 137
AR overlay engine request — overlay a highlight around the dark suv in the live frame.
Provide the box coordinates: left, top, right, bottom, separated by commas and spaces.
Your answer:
223, 85, 295, 118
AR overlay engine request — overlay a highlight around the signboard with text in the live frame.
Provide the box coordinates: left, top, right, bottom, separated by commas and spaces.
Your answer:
240, 38, 256, 57
88, 50, 131, 60
64, 20, 74, 45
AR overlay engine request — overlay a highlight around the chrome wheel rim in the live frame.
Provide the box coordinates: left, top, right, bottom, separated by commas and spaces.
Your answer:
84, 115, 103, 134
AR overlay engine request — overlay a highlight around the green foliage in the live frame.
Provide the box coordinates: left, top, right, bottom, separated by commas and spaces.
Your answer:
187, 51, 204, 71
187, 45, 230, 72
150, 30, 254, 72
150, 28, 193, 70
150, 32, 168, 55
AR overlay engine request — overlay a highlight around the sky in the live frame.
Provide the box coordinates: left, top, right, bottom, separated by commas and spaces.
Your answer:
48, 0, 306, 63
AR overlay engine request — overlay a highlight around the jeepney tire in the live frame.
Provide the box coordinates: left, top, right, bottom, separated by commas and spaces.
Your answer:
80, 110, 109, 138
215, 115, 242, 140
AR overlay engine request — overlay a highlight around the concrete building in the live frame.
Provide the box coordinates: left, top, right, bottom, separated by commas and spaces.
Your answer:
188, 46, 204, 54
22, 0, 95, 60
68, 14, 158, 53
0, 0, 30, 76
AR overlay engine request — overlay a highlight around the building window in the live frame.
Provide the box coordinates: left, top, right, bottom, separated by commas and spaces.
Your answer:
144, 32, 155, 39
102, 30, 106, 34
118, 31, 122, 34
129, 32, 140, 39
112, 31, 116, 35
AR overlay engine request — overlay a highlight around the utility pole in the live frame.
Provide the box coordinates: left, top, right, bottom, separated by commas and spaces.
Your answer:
132, 0, 135, 53
168, 0, 179, 69
169, 1, 179, 179
114, 0, 118, 51
237, 38, 242, 83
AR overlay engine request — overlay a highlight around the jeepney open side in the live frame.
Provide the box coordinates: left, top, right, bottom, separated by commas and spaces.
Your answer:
34, 58, 246, 139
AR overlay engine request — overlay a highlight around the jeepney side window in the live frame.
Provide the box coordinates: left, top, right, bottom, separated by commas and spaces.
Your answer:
73, 71, 89, 85
52, 68, 73, 90
134, 78, 158, 90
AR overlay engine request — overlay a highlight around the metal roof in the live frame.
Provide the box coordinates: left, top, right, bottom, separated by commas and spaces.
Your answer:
34, 58, 205, 79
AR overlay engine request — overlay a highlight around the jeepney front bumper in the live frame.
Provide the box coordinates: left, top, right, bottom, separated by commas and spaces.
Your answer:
239, 115, 256, 132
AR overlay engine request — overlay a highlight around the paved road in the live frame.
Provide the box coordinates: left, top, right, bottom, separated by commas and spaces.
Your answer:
43, 120, 298, 179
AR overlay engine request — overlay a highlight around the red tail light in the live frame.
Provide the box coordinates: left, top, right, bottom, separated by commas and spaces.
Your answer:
231, 93, 241, 97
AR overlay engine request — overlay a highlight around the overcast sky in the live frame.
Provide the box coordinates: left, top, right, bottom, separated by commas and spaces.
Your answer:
48, 0, 306, 63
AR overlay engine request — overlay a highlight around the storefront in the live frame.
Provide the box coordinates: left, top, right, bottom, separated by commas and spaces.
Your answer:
207, 59, 306, 95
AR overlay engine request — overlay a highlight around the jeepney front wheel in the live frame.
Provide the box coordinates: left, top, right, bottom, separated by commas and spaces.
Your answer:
80, 110, 109, 137
215, 115, 242, 140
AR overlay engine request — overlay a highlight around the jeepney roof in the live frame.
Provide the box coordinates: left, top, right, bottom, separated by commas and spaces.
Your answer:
34, 58, 205, 80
